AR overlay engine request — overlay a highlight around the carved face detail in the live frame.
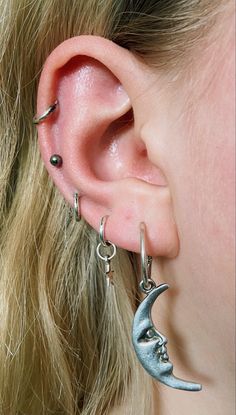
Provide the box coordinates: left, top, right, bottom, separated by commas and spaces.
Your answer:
138, 325, 173, 376
132, 284, 202, 391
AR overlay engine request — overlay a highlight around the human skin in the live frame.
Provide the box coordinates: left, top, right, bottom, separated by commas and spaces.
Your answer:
112, 6, 235, 413
150, 5, 235, 414
36, 1, 235, 414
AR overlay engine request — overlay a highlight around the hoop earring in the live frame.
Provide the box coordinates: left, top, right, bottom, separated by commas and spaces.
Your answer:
33, 100, 58, 124
132, 222, 202, 392
96, 215, 117, 287
73, 192, 81, 222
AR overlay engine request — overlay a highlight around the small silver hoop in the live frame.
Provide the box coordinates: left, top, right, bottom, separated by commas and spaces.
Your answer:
73, 192, 81, 222
139, 278, 156, 294
96, 242, 117, 261
33, 100, 58, 124
99, 215, 110, 247
140, 222, 155, 291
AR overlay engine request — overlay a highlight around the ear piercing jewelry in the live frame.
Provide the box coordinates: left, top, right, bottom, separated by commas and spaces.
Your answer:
33, 99, 58, 124
66, 191, 82, 225
132, 222, 202, 392
33, 101, 81, 223
96, 215, 117, 287
34, 97, 201, 390
49, 154, 63, 167
73, 192, 81, 222
33, 100, 62, 167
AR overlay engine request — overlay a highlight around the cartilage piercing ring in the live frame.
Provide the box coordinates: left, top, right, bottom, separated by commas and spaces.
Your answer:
33, 99, 58, 124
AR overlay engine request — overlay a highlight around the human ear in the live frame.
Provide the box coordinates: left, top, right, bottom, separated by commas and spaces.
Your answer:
35, 35, 179, 257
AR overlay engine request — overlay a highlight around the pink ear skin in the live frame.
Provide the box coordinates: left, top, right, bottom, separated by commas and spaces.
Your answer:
36, 35, 179, 257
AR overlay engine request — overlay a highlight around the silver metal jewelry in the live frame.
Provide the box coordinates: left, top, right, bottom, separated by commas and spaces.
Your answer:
73, 192, 81, 221
96, 215, 116, 287
99, 215, 110, 246
33, 99, 58, 124
132, 221, 202, 392
140, 222, 154, 293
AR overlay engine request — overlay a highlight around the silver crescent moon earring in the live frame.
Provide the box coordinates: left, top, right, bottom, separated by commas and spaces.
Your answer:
132, 222, 202, 392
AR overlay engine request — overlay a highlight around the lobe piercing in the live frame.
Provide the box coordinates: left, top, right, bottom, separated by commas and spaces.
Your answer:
33, 100, 58, 124
131, 222, 202, 392
49, 154, 63, 167
96, 215, 117, 287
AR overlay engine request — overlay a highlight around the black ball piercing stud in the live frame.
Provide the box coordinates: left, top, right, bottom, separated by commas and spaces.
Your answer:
50, 154, 63, 167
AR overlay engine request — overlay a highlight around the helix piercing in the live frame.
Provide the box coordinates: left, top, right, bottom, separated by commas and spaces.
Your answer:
49, 154, 63, 167
33, 99, 58, 124
73, 192, 81, 221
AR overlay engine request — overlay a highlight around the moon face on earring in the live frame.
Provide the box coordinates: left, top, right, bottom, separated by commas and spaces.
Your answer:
132, 284, 202, 391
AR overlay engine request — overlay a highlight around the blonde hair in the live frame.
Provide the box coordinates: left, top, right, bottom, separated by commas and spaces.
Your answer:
0, 1, 224, 414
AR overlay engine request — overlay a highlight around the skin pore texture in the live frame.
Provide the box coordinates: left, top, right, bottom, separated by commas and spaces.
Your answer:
150, 7, 235, 415
36, 2, 235, 414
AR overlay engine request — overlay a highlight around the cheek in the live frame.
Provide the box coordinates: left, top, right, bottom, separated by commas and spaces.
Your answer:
185, 42, 235, 267
189, 108, 234, 249
168, 20, 235, 279
153, 77, 235, 355
145, 12, 235, 360
152, 34, 234, 303
182, 114, 235, 276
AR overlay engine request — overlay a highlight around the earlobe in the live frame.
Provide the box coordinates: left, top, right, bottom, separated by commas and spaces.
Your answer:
36, 35, 179, 258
